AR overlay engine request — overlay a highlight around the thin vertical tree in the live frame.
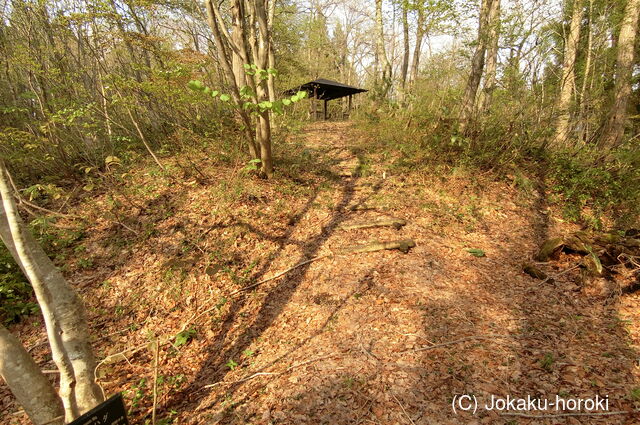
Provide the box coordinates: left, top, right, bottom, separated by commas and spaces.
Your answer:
552, 0, 584, 146
459, 0, 500, 133
375, 0, 392, 97
479, 0, 501, 113
400, 0, 410, 90
599, 0, 640, 149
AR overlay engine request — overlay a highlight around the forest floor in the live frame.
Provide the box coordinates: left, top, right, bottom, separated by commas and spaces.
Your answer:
2, 121, 640, 425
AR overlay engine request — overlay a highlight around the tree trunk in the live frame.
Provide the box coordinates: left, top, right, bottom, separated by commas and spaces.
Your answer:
578, 0, 593, 141
400, 3, 409, 90
410, 7, 425, 84
0, 163, 103, 421
267, 0, 276, 104
375, 0, 392, 97
205, 0, 259, 159
479, 0, 501, 113
0, 324, 64, 425
459, 0, 494, 133
251, 0, 275, 177
552, 0, 583, 146
600, 0, 640, 149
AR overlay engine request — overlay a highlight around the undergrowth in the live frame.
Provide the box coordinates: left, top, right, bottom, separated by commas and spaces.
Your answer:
0, 246, 37, 324
356, 101, 640, 229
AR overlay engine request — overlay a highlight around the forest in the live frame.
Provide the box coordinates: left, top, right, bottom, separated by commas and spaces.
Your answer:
1, 0, 640, 424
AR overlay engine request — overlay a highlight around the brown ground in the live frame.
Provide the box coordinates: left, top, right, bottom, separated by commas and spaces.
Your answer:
2, 121, 640, 425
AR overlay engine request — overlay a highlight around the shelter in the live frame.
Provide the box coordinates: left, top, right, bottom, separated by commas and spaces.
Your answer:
284, 78, 367, 120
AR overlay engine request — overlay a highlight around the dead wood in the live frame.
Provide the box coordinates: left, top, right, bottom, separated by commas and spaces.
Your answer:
338, 239, 416, 254
534, 230, 640, 293
523, 263, 548, 280
340, 217, 407, 231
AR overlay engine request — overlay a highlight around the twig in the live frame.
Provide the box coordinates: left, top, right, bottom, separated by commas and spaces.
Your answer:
539, 264, 581, 285
229, 254, 332, 296
7, 171, 79, 218
27, 339, 48, 353
398, 334, 517, 354
202, 372, 278, 388
391, 393, 416, 425
40, 415, 65, 425
500, 411, 634, 418
202, 354, 339, 389
151, 340, 159, 425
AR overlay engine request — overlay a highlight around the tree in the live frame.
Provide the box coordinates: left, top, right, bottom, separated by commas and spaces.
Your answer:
401, 0, 410, 90
599, 0, 640, 149
479, 0, 501, 113
407, 0, 457, 86
0, 162, 103, 423
410, 2, 425, 84
375, 0, 392, 98
459, 0, 500, 133
205, 0, 275, 177
0, 324, 64, 425
552, 0, 584, 146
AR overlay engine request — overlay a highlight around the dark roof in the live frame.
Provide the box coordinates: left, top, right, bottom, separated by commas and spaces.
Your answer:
284, 78, 367, 100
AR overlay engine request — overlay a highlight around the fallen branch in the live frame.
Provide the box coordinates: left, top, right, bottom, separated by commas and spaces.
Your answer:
338, 239, 416, 255
228, 254, 332, 296
231, 239, 416, 295
340, 218, 406, 231
538, 264, 581, 285
202, 354, 339, 389
391, 393, 417, 425
151, 340, 159, 425
398, 334, 517, 354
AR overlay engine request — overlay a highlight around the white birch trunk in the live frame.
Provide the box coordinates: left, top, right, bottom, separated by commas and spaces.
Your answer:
0, 163, 103, 421
0, 324, 64, 425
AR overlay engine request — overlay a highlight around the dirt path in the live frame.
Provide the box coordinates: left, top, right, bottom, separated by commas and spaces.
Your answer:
2, 122, 640, 425
172, 122, 640, 424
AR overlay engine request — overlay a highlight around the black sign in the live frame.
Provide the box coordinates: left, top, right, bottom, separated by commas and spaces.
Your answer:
68, 394, 129, 425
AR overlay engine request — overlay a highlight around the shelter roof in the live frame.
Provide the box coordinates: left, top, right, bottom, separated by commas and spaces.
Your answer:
284, 78, 367, 100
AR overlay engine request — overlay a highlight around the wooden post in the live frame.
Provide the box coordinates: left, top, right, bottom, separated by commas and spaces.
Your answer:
324, 99, 328, 120
348, 94, 352, 119
312, 86, 317, 120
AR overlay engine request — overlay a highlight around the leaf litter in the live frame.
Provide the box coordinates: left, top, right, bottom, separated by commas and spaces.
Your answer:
1, 122, 640, 425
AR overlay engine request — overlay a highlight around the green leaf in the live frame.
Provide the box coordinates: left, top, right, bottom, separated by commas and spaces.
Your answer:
219, 94, 231, 102
466, 248, 485, 257
297, 90, 307, 99
175, 328, 197, 347
239, 85, 255, 99
242, 158, 262, 172
210, 90, 219, 97
258, 101, 273, 111
187, 80, 205, 91
272, 101, 284, 114
226, 359, 238, 370
282, 98, 291, 106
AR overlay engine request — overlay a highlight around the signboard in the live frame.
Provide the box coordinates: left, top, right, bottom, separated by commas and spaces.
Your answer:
68, 393, 129, 425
